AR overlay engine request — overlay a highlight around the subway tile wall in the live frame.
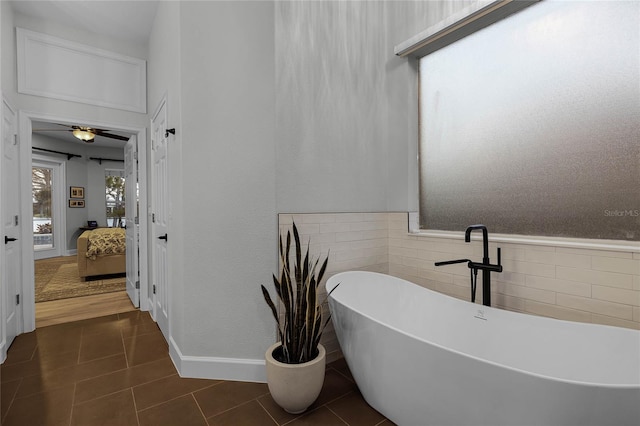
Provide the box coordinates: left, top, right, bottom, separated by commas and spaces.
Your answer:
387, 212, 640, 330
275, 213, 639, 362
277, 213, 389, 362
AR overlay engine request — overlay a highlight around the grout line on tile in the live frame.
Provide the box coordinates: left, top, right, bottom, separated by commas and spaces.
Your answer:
68, 382, 77, 426
76, 333, 84, 366
256, 398, 281, 426
1, 377, 22, 424
280, 407, 321, 426
328, 366, 355, 384
207, 389, 273, 419
73, 362, 176, 406
76, 352, 125, 367
130, 376, 220, 412
73, 365, 131, 389
281, 404, 347, 426
122, 328, 131, 369
190, 393, 210, 424
326, 405, 350, 426
131, 387, 142, 426
135, 393, 186, 414
74, 387, 137, 407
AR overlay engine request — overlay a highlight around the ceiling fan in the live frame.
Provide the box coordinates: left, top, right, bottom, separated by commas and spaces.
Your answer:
33, 123, 129, 143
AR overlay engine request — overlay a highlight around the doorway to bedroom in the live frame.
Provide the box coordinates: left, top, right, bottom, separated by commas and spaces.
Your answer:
26, 116, 145, 329
34, 171, 128, 325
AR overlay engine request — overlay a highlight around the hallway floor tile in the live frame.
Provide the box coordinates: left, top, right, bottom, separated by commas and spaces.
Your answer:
1, 312, 392, 425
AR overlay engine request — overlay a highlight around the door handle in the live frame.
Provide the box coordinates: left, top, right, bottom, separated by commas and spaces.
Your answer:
4, 236, 17, 244
158, 234, 168, 241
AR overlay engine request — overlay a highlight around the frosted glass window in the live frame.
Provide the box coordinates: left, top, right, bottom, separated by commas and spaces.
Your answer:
419, 0, 639, 241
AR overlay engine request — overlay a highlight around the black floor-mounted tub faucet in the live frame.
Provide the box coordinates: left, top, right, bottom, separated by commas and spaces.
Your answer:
435, 224, 502, 306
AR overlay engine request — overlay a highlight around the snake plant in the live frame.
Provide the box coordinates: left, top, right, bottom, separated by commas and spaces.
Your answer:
261, 222, 330, 364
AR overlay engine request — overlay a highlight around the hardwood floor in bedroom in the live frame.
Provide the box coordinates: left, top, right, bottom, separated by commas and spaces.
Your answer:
35, 256, 134, 327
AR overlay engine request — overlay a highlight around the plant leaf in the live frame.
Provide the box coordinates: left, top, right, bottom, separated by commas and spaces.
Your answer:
261, 285, 283, 342
317, 254, 328, 286
262, 220, 333, 364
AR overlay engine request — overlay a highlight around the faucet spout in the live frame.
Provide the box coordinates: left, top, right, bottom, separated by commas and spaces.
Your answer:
436, 224, 502, 307
465, 224, 489, 260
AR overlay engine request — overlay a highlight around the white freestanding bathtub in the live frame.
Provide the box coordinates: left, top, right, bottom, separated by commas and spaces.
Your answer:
326, 271, 640, 426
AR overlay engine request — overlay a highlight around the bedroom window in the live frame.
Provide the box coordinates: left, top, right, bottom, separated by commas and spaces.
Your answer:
32, 165, 53, 249
105, 169, 125, 228
418, 0, 639, 241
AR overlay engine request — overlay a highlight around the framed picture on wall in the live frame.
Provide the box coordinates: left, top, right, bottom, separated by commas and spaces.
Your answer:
69, 199, 85, 208
70, 186, 84, 199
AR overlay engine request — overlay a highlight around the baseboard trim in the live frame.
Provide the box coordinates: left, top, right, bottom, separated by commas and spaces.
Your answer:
169, 337, 266, 383
66, 249, 77, 256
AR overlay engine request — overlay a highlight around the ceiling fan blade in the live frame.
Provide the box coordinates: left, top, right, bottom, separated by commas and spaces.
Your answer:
34, 123, 130, 142
96, 132, 130, 141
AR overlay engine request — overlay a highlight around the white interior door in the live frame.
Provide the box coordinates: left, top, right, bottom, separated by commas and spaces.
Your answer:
125, 136, 139, 307
2, 98, 21, 359
151, 100, 169, 340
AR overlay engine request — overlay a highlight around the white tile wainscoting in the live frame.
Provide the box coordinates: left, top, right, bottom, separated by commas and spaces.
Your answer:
277, 213, 640, 361
388, 213, 640, 330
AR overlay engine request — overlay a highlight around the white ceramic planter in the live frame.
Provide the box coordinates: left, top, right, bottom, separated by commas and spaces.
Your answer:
265, 342, 326, 414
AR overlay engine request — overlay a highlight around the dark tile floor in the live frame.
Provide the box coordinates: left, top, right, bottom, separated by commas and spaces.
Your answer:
1, 311, 392, 426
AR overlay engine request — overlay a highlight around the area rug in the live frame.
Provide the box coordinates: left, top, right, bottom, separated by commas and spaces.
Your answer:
35, 260, 126, 303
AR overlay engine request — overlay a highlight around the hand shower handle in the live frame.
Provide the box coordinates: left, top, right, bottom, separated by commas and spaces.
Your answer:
434, 258, 471, 267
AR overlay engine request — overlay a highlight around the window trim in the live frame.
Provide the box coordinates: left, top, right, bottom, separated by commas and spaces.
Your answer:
407, 213, 640, 253
395, 0, 540, 58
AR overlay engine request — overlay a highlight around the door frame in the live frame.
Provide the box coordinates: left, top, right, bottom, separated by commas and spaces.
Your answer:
32, 154, 66, 260
18, 110, 149, 332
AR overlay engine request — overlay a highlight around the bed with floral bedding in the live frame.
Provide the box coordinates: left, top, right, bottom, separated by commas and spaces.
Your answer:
77, 228, 126, 280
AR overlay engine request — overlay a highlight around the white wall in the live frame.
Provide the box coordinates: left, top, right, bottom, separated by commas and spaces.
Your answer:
149, 1, 278, 368
275, 1, 477, 213
178, 0, 277, 359
275, 1, 391, 212
1, 0, 14, 105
